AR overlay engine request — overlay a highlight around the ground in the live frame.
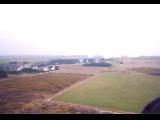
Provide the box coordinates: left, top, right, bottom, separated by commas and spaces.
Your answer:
0, 72, 92, 113
0, 57, 160, 114
54, 72, 160, 113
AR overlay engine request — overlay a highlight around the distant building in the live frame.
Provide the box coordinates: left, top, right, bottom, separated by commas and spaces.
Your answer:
79, 59, 83, 64
32, 66, 38, 70
48, 65, 55, 71
42, 67, 49, 72
91, 56, 105, 63
88, 58, 96, 63
17, 66, 23, 71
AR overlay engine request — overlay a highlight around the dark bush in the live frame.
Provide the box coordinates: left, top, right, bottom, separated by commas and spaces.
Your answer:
82, 59, 88, 64
0, 67, 8, 78
20, 68, 42, 73
8, 71, 20, 75
55, 66, 60, 70
48, 59, 80, 65
83, 63, 112, 67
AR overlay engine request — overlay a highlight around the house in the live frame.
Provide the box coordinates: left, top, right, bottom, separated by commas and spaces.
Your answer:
92, 56, 106, 63
17, 66, 23, 71
42, 67, 49, 72
48, 65, 55, 71
12, 62, 31, 72
79, 59, 84, 64
32, 66, 39, 70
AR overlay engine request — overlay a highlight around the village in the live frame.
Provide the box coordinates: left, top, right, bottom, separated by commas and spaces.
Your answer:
0, 56, 124, 78
0, 61, 59, 75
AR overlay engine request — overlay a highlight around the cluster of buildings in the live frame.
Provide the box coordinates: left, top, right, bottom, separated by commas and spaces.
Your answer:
31, 65, 59, 72
0, 56, 123, 74
0, 61, 59, 73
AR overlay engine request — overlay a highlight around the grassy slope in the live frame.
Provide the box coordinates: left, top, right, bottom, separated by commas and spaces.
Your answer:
54, 72, 160, 113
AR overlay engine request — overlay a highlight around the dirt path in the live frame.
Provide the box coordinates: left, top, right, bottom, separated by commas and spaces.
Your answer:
48, 100, 135, 114
46, 75, 95, 102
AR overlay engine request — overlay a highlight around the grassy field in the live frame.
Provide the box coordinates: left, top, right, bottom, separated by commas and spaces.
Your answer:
54, 72, 160, 113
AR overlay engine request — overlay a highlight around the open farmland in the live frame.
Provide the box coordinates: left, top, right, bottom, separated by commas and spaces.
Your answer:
0, 57, 160, 114
54, 72, 160, 113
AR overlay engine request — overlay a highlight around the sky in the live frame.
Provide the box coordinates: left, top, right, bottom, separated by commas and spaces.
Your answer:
0, 4, 160, 57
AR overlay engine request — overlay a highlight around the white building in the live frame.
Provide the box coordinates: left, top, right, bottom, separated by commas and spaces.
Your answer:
42, 67, 49, 72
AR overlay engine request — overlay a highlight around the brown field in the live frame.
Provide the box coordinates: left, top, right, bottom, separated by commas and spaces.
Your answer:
0, 64, 118, 114
118, 57, 160, 69
0, 72, 92, 113
129, 67, 160, 75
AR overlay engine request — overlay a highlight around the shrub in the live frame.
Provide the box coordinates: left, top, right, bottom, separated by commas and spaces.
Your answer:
48, 59, 80, 65
0, 67, 8, 78
83, 63, 112, 67
20, 68, 42, 73
55, 66, 60, 70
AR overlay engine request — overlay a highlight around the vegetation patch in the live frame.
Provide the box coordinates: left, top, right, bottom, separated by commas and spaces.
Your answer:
54, 72, 160, 113
0, 67, 8, 78
130, 67, 160, 75
83, 63, 112, 67
0, 73, 90, 113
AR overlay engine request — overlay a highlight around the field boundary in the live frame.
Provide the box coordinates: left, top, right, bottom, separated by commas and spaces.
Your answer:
46, 75, 96, 102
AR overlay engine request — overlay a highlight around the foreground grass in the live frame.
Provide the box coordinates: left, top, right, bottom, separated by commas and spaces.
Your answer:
54, 72, 160, 113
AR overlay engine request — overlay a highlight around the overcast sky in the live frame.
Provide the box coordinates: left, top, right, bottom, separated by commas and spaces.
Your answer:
0, 4, 160, 57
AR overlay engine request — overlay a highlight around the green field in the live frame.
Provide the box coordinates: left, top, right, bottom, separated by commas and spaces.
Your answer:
54, 72, 160, 113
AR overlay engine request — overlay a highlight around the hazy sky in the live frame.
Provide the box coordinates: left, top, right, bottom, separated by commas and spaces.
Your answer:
0, 4, 160, 57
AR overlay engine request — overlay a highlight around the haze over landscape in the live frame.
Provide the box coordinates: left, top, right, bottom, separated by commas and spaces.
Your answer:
0, 4, 160, 57
1, 4, 160, 114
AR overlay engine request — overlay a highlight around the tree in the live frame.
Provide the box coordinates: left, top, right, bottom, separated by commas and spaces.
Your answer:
21, 68, 42, 73
0, 67, 8, 78
82, 59, 88, 64
48, 59, 79, 65
55, 66, 60, 70
83, 63, 112, 67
